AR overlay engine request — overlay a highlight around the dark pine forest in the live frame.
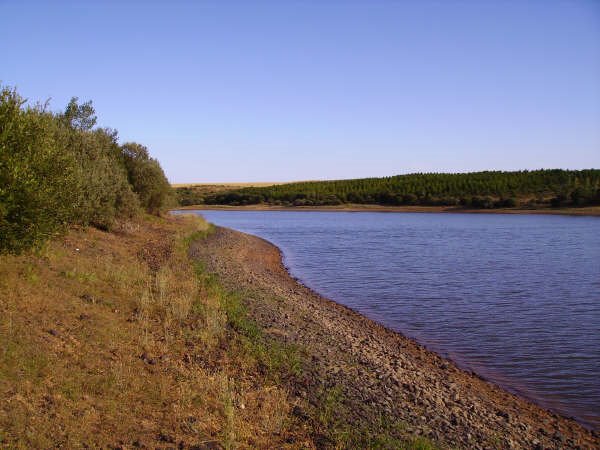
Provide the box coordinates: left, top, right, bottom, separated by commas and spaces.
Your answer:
177, 170, 600, 209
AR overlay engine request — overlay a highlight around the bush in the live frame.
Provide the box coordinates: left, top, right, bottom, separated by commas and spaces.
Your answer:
493, 197, 517, 208
471, 196, 494, 209
0, 85, 172, 253
0, 88, 80, 252
70, 128, 140, 229
121, 142, 173, 215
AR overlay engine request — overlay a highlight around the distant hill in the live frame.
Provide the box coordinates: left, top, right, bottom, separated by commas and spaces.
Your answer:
175, 170, 600, 209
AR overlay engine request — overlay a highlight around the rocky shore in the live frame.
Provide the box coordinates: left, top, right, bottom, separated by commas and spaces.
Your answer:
190, 226, 599, 449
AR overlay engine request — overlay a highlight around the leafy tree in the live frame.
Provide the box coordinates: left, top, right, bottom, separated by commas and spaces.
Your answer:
0, 85, 172, 253
121, 142, 173, 215
63, 97, 97, 130
0, 87, 80, 252
72, 128, 140, 229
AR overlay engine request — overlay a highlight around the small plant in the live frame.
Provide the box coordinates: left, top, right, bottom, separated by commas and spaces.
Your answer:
219, 374, 236, 449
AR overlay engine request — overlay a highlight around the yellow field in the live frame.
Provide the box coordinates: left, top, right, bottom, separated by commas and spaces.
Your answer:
171, 182, 288, 188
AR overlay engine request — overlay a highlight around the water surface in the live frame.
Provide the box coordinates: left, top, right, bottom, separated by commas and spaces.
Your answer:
182, 210, 600, 429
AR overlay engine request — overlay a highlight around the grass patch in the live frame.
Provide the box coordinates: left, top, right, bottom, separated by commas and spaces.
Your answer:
193, 260, 304, 381
312, 382, 438, 449
0, 329, 49, 383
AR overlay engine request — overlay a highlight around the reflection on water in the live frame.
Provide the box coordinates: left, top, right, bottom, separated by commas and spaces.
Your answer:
179, 210, 600, 429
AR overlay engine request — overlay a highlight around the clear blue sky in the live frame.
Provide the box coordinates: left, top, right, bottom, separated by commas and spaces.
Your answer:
2, 1, 599, 183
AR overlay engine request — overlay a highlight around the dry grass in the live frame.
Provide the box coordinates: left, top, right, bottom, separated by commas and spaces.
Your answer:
0, 213, 439, 449
0, 214, 312, 448
172, 182, 288, 188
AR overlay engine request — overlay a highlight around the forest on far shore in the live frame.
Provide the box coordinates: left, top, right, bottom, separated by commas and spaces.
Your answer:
176, 169, 600, 209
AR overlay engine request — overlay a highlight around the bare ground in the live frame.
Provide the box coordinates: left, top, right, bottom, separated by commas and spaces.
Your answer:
178, 204, 600, 217
190, 226, 600, 449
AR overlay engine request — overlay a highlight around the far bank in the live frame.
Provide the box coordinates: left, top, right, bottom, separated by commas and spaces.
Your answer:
176, 203, 600, 217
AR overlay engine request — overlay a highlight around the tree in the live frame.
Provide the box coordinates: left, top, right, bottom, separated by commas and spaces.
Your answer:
0, 87, 80, 252
121, 142, 173, 215
63, 97, 97, 131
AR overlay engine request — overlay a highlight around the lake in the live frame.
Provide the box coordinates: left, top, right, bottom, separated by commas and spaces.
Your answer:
180, 210, 600, 429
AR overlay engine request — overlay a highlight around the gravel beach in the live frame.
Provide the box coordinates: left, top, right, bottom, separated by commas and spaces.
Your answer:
190, 226, 599, 449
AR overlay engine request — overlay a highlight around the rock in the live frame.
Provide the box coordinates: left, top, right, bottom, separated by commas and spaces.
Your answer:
189, 441, 222, 450
140, 352, 156, 365
553, 431, 565, 443
292, 405, 309, 420
158, 432, 175, 443
496, 409, 510, 421
80, 293, 94, 303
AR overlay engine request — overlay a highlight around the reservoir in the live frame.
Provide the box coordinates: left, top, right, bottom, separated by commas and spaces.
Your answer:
181, 210, 600, 429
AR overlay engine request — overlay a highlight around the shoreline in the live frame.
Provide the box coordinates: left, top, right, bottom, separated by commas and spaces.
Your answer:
190, 225, 599, 448
176, 203, 600, 217
253, 231, 599, 432
281, 260, 547, 414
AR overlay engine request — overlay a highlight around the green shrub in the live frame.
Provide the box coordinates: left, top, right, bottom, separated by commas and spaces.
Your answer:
122, 142, 173, 215
0, 87, 80, 252
0, 85, 172, 253
68, 127, 140, 230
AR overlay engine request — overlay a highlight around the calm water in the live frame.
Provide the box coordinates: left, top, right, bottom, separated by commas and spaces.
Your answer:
184, 210, 600, 429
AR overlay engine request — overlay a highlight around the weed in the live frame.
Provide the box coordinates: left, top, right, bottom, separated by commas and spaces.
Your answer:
61, 267, 97, 283
313, 385, 438, 449
318, 385, 345, 429
23, 264, 39, 283
219, 374, 236, 449
0, 331, 48, 382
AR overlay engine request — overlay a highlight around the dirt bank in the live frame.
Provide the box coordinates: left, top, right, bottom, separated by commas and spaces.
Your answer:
190, 226, 599, 449
178, 204, 600, 217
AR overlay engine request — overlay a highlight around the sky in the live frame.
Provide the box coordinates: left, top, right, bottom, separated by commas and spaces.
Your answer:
1, 1, 599, 183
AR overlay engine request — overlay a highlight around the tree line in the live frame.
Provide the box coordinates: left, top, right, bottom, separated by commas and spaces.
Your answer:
177, 170, 600, 208
0, 85, 174, 253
